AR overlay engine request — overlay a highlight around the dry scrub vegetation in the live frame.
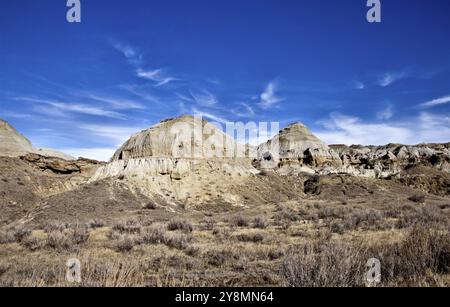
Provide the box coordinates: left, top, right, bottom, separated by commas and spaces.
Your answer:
1, 192, 450, 287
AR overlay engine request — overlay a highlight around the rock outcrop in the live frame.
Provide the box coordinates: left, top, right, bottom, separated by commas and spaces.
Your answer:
0, 119, 74, 160
91, 115, 258, 207
327, 143, 450, 179
111, 115, 247, 161
255, 122, 342, 174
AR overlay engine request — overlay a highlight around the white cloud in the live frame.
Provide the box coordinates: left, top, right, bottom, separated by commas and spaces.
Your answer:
376, 104, 394, 120
231, 103, 255, 118
378, 72, 407, 87
112, 42, 142, 66
421, 95, 450, 108
136, 69, 178, 87
88, 95, 145, 110
259, 81, 282, 110
62, 147, 117, 162
189, 90, 218, 107
315, 113, 412, 145
314, 112, 450, 145
18, 97, 127, 119
192, 108, 230, 124
353, 80, 365, 90
79, 124, 143, 146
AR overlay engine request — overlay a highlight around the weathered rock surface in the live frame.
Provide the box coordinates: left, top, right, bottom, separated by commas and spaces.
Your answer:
111, 115, 247, 161
255, 122, 342, 174
327, 143, 450, 179
0, 119, 74, 160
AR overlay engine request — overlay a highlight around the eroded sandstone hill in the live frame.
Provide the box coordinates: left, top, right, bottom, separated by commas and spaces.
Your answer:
0, 119, 73, 160
255, 122, 342, 174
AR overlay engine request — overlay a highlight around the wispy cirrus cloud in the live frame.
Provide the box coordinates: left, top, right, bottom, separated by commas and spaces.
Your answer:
231, 102, 255, 118
112, 41, 143, 66
259, 81, 283, 110
420, 95, 450, 108
189, 90, 219, 107
136, 68, 178, 87
87, 95, 146, 110
79, 124, 143, 145
17, 97, 127, 119
378, 71, 408, 87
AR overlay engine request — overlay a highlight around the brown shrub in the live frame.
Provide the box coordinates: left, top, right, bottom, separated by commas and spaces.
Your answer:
113, 218, 142, 234
21, 236, 44, 251
206, 249, 236, 266
167, 218, 193, 233
408, 194, 426, 203
46, 225, 90, 250
235, 232, 265, 243
163, 232, 192, 250
397, 205, 447, 229
140, 225, 166, 244
199, 218, 216, 231
252, 216, 268, 229
114, 236, 136, 252
280, 241, 365, 287
86, 219, 105, 229
44, 222, 70, 233
230, 216, 249, 227
0, 227, 31, 244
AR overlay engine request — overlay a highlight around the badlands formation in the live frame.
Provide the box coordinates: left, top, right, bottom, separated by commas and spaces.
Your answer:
0, 115, 449, 221
89, 115, 450, 207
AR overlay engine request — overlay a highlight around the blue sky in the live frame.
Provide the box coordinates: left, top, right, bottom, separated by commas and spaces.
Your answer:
1, 0, 450, 160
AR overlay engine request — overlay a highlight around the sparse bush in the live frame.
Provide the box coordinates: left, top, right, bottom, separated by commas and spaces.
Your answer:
330, 221, 345, 234
206, 249, 236, 266
236, 232, 265, 243
408, 194, 426, 203
46, 231, 72, 250
0, 227, 31, 244
274, 207, 297, 222
185, 245, 200, 256
46, 225, 90, 250
0, 230, 15, 244
167, 218, 193, 233
318, 207, 348, 220
113, 218, 142, 234
22, 236, 44, 251
231, 216, 249, 227
200, 218, 216, 231
71, 225, 90, 244
0, 264, 8, 276
397, 205, 447, 229
163, 232, 192, 250
141, 225, 166, 244
281, 241, 364, 287
44, 222, 69, 233
252, 216, 268, 229
86, 219, 105, 229
114, 236, 136, 252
